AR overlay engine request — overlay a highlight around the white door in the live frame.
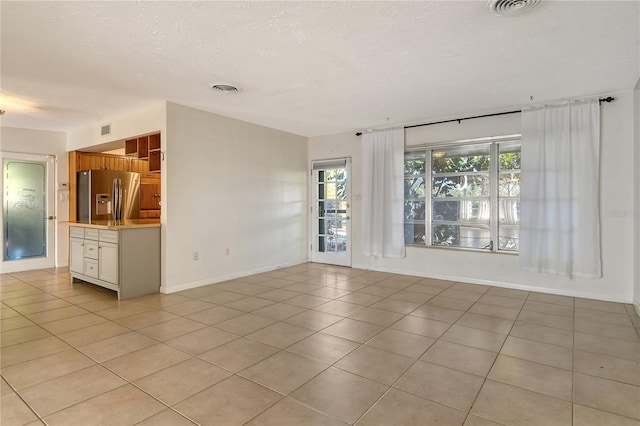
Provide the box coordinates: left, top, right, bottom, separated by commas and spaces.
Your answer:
311, 158, 351, 267
1, 152, 56, 272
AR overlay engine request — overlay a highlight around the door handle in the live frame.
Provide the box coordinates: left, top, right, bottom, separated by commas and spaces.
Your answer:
44, 216, 56, 220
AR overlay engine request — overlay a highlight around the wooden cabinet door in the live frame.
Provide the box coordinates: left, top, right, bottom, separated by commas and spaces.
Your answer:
77, 153, 95, 171
149, 150, 161, 173
130, 159, 150, 176
104, 156, 116, 171
140, 182, 160, 210
99, 242, 119, 284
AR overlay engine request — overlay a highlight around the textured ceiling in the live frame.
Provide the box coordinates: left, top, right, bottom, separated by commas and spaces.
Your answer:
1, 1, 639, 137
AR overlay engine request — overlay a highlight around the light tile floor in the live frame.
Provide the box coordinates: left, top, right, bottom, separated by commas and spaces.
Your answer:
1, 264, 639, 426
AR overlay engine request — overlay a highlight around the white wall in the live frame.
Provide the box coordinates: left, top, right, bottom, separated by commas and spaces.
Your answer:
163, 102, 308, 293
0, 126, 69, 268
634, 80, 640, 312
309, 91, 636, 303
67, 102, 166, 151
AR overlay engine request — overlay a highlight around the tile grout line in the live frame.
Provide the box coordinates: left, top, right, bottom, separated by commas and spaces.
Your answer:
2, 269, 72, 426
2, 272, 204, 425
1, 373, 48, 426
350, 282, 481, 425
218, 272, 398, 425
222, 276, 447, 425
455, 286, 526, 426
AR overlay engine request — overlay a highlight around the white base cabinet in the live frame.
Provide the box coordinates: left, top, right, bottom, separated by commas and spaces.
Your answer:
69, 225, 160, 300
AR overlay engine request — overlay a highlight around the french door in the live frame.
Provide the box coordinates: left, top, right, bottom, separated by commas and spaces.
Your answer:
311, 158, 351, 267
1, 152, 56, 272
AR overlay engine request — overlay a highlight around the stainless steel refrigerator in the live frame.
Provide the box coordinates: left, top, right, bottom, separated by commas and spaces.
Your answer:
77, 170, 140, 222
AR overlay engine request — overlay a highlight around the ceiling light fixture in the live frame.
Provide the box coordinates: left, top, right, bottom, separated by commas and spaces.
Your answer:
211, 83, 241, 93
0, 93, 38, 113
488, 0, 541, 16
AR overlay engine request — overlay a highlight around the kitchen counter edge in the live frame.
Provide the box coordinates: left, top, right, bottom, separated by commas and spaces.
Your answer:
63, 220, 161, 230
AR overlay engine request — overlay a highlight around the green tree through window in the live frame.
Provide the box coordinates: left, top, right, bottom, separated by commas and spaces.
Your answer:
404, 139, 521, 251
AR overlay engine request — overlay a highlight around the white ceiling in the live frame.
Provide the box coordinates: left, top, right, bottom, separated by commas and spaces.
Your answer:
1, 1, 638, 138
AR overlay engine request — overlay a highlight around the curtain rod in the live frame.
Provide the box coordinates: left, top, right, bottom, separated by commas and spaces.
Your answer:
355, 96, 615, 136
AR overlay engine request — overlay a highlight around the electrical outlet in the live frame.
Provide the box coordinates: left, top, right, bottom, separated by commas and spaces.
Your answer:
225, 248, 230, 256
193, 251, 199, 261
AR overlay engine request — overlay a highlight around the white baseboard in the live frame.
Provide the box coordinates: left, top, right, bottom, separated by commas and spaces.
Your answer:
159, 258, 635, 305
351, 263, 633, 304
160, 258, 309, 294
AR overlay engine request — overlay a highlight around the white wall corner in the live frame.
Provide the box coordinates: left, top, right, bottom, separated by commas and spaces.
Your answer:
633, 78, 640, 313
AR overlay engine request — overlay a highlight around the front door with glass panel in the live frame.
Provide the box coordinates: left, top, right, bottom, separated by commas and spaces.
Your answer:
311, 159, 351, 267
1, 153, 55, 272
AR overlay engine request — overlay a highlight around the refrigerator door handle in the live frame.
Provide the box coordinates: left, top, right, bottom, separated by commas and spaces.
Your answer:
112, 179, 117, 221
117, 179, 122, 220
112, 178, 122, 221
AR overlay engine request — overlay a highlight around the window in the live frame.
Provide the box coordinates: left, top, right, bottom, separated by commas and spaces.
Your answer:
404, 138, 521, 252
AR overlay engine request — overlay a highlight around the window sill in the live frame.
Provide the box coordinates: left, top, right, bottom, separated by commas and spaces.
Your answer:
405, 243, 519, 256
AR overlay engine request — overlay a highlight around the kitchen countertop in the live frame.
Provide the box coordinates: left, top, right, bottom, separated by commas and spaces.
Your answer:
63, 219, 161, 230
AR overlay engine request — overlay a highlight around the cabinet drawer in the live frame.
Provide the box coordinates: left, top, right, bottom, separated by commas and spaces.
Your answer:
85, 229, 100, 241
99, 230, 119, 244
70, 227, 85, 239
84, 259, 99, 278
83, 241, 99, 259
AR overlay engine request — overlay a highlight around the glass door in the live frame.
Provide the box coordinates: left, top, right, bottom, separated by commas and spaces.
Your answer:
1, 153, 55, 272
311, 159, 351, 267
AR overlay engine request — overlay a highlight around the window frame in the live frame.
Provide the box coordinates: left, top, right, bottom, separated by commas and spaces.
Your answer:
404, 134, 521, 253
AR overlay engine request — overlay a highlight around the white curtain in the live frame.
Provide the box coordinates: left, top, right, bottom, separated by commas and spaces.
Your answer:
361, 127, 405, 258
520, 99, 601, 278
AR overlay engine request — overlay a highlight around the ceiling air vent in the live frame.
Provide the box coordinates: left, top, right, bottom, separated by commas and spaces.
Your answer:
101, 123, 111, 136
488, 0, 540, 16
211, 83, 241, 93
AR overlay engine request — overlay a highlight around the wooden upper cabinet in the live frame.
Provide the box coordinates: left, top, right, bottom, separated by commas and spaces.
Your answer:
125, 138, 138, 157
105, 156, 129, 172
75, 152, 131, 172
130, 158, 150, 176
124, 132, 159, 164
76, 152, 97, 171
148, 133, 161, 174
138, 136, 149, 159
149, 151, 161, 174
